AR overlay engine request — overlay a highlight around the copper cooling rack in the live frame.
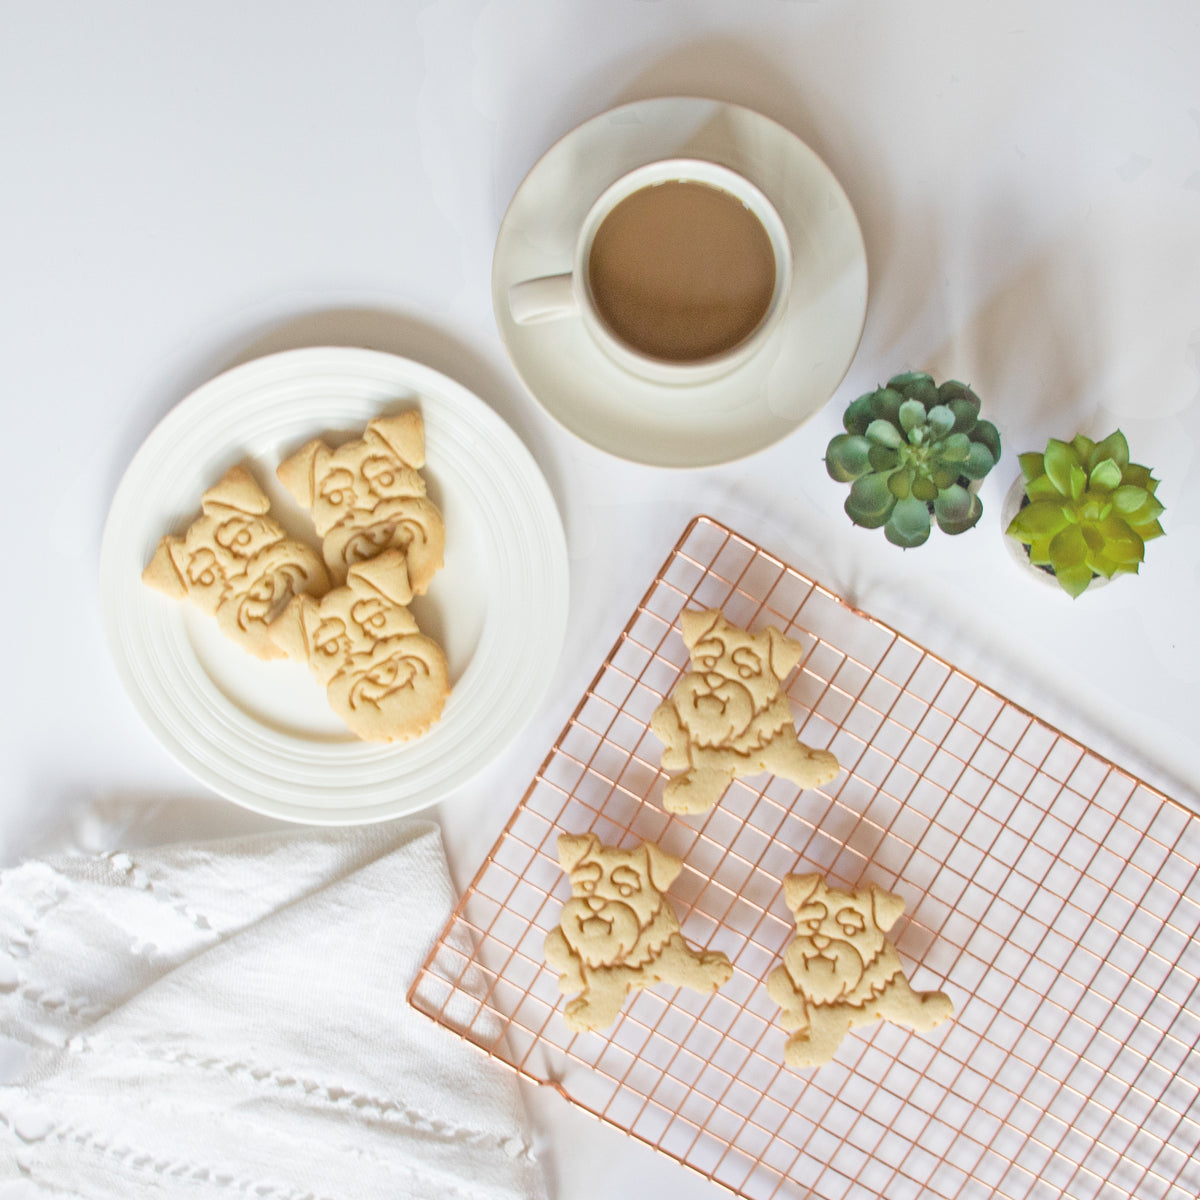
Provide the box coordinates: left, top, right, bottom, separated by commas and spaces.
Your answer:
410, 515, 1200, 1200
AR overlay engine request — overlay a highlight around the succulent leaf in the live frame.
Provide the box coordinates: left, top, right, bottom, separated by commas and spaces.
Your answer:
871, 388, 904, 424
974, 420, 1002, 461
888, 469, 913, 499
937, 380, 978, 406
926, 405, 956, 439
1068, 463, 1087, 501
846, 473, 895, 526
886, 496, 932, 547
1043, 439, 1079, 495
963, 441, 997, 480
1007, 499, 1071, 541
1089, 458, 1122, 492
843, 394, 875, 434
940, 432, 972, 462
867, 418, 904, 449
1049, 524, 1088, 568
1018, 451, 1045, 482
912, 475, 939, 503
935, 488, 982, 535
887, 371, 933, 393
1054, 563, 1095, 599
868, 443, 901, 472
898, 398, 926, 433
1070, 433, 1097, 468
825, 433, 873, 481
1092, 429, 1130, 470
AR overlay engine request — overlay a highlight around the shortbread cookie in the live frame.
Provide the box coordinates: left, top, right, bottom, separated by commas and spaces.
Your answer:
268, 548, 449, 742
650, 609, 840, 814
142, 465, 329, 660
767, 873, 953, 1068
544, 833, 732, 1032
276, 411, 446, 592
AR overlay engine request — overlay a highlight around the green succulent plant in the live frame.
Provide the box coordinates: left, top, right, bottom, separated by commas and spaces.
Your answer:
825, 372, 1002, 548
1004, 430, 1165, 598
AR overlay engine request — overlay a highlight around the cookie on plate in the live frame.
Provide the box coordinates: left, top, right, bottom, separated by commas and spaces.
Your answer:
766, 873, 953, 1068
268, 548, 449, 742
142, 464, 328, 660
544, 833, 732, 1032
651, 609, 840, 814
276, 410, 446, 592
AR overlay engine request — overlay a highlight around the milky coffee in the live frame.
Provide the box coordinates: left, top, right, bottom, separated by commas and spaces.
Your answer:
586, 179, 777, 364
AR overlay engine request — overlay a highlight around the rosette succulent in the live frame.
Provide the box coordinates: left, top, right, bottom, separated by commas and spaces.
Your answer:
1004, 430, 1165, 598
825, 373, 1002, 548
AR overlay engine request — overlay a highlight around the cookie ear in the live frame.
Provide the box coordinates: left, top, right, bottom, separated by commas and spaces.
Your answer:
202, 465, 271, 516
557, 833, 598, 871
367, 411, 425, 468
644, 842, 682, 892
767, 627, 805, 681
678, 608, 720, 651
783, 872, 822, 913
346, 549, 413, 606
276, 439, 325, 510
871, 884, 905, 932
142, 536, 188, 597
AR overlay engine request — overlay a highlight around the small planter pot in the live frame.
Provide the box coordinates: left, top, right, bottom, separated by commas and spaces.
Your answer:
1000, 476, 1110, 595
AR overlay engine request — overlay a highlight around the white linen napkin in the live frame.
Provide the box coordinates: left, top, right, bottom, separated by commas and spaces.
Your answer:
0, 818, 547, 1200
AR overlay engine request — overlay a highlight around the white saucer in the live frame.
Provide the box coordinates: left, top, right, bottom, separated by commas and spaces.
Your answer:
491, 97, 869, 468
100, 348, 568, 825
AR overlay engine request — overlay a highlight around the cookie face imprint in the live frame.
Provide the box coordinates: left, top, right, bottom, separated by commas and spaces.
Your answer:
268, 548, 449, 742
651, 609, 840, 814
142, 465, 329, 660
766, 873, 953, 1069
276, 410, 446, 592
544, 834, 733, 1033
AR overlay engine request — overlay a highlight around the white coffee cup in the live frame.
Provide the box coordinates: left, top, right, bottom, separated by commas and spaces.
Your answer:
506, 158, 792, 386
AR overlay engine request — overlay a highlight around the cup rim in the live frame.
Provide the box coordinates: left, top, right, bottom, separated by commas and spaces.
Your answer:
571, 157, 793, 380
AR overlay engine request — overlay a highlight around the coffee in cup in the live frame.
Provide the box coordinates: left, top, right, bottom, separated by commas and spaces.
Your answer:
507, 159, 791, 385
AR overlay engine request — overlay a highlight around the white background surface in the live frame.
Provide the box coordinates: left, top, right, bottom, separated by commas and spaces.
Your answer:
2, 2, 1198, 1197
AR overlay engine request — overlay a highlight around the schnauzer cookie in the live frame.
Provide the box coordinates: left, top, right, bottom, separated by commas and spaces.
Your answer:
275, 410, 446, 592
268, 548, 449, 742
650, 609, 840, 814
544, 833, 733, 1032
142, 464, 329, 660
767, 873, 953, 1068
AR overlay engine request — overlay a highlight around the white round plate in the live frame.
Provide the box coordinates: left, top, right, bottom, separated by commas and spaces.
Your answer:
492, 96, 869, 468
100, 347, 568, 824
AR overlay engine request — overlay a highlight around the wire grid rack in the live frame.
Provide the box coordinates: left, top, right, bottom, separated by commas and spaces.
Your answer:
410, 515, 1200, 1200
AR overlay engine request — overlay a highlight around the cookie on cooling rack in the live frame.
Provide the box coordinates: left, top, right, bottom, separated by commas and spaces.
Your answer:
650, 609, 840, 814
766, 873, 953, 1068
544, 833, 732, 1032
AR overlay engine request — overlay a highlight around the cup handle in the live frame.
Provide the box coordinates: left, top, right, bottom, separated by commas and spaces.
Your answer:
507, 273, 577, 325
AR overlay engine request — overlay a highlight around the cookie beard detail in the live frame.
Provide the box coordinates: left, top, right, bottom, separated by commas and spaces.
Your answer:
787, 940, 875, 1004
559, 899, 646, 969
326, 642, 447, 742
673, 675, 759, 747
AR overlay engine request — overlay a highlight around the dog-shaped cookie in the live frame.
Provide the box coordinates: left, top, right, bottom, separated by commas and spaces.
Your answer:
544, 833, 733, 1032
276, 410, 445, 592
767, 873, 953, 1068
268, 548, 449, 742
142, 464, 329, 660
651, 609, 840, 814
